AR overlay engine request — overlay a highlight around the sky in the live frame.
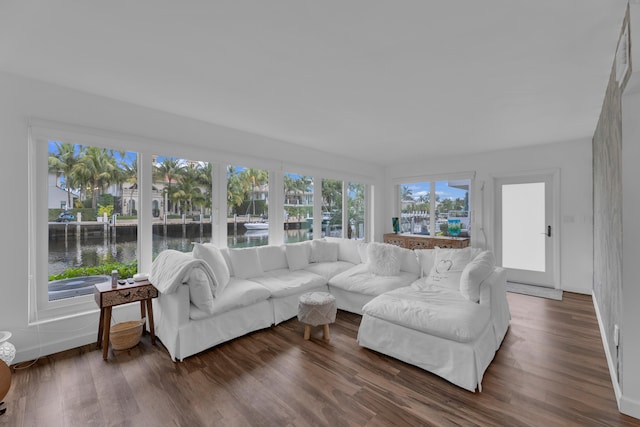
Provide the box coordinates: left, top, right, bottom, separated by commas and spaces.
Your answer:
404, 180, 468, 201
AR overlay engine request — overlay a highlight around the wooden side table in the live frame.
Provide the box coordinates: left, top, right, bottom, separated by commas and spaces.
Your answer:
383, 233, 470, 249
94, 280, 158, 360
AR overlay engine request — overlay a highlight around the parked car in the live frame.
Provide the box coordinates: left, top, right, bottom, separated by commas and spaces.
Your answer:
56, 211, 75, 222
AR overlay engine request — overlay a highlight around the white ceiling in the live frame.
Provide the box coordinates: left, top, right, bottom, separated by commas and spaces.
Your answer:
0, 1, 629, 165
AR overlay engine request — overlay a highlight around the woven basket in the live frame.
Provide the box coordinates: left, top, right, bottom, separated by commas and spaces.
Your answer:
110, 319, 144, 350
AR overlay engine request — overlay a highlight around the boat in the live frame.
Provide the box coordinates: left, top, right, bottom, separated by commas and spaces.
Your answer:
244, 222, 269, 230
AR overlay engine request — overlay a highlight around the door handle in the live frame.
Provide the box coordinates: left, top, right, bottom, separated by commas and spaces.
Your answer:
547, 225, 551, 237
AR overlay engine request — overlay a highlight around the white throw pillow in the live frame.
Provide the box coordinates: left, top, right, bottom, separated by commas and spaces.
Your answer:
424, 247, 476, 290
227, 247, 264, 279
415, 249, 436, 277
460, 250, 495, 302
310, 239, 339, 263
285, 241, 311, 271
186, 267, 215, 314
193, 243, 230, 296
367, 242, 402, 276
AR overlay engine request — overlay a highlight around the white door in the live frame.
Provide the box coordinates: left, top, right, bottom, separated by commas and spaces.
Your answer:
495, 172, 557, 288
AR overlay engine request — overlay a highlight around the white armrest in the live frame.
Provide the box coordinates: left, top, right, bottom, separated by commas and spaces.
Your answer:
153, 284, 190, 361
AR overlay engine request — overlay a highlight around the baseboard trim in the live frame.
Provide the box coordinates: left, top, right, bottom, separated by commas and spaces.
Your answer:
13, 332, 96, 365
592, 292, 623, 408
620, 396, 640, 419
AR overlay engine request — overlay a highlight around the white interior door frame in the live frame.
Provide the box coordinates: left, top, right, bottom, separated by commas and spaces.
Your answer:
492, 168, 560, 289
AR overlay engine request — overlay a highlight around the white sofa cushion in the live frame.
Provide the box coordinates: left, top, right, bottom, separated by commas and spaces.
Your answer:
325, 237, 363, 264
420, 247, 476, 291
189, 277, 272, 320
362, 285, 491, 343
304, 260, 355, 281
257, 245, 288, 272
285, 241, 312, 271
367, 242, 402, 276
310, 239, 339, 263
228, 247, 264, 279
186, 267, 215, 314
250, 269, 326, 297
193, 243, 230, 296
329, 264, 419, 296
460, 250, 495, 303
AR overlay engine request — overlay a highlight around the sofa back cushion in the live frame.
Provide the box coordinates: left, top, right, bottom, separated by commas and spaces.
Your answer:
192, 243, 231, 296
399, 247, 420, 275
285, 241, 312, 271
460, 250, 495, 302
325, 237, 362, 264
257, 245, 288, 272
357, 242, 369, 263
310, 239, 339, 263
415, 249, 436, 277
227, 247, 264, 279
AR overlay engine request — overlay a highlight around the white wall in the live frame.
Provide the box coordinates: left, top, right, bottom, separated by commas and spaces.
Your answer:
0, 71, 380, 363
621, 86, 640, 418
383, 139, 593, 294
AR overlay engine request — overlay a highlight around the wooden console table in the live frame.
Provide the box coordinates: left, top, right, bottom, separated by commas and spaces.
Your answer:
94, 280, 158, 360
383, 233, 470, 250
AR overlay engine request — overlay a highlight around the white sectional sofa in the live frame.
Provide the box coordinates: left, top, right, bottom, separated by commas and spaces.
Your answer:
149, 238, 509, 392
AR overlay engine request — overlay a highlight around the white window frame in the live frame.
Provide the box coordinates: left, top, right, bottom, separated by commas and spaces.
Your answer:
29, 123, 145, 323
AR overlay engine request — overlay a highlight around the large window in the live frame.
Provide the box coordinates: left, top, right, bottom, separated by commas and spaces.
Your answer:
47, 141, 138, 302
227, 166, 269, 248
32, 123, 373, 321
152, 156, 213, 256
399, 179, 470, 237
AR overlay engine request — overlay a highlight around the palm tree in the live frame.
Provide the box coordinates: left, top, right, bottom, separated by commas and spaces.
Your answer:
197, 162, 213, 215
227, 166, 244, 215
154, 158, 183, 215
173, 164, 204, 215
322, 179, 342, 219
122, 158, 138, 215
73, 147, 120, 209
401, 185, 414, 202
241, 168, 268, 215
284, 174, 297, 205
48, 142, 81, 209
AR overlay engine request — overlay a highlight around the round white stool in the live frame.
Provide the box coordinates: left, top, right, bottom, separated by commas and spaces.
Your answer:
297, 292, 337, 341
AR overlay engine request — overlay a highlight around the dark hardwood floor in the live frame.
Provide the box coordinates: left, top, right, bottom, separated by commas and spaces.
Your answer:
1, 292, 639, 426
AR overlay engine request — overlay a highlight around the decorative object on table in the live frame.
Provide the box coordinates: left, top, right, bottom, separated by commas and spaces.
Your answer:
110, 319, 144, 350
447, 219, 461, 237
392, 217, 400, 234
0, 331, 16, 416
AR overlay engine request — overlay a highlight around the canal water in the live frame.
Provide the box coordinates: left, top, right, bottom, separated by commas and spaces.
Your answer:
48, 229, 312, 276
